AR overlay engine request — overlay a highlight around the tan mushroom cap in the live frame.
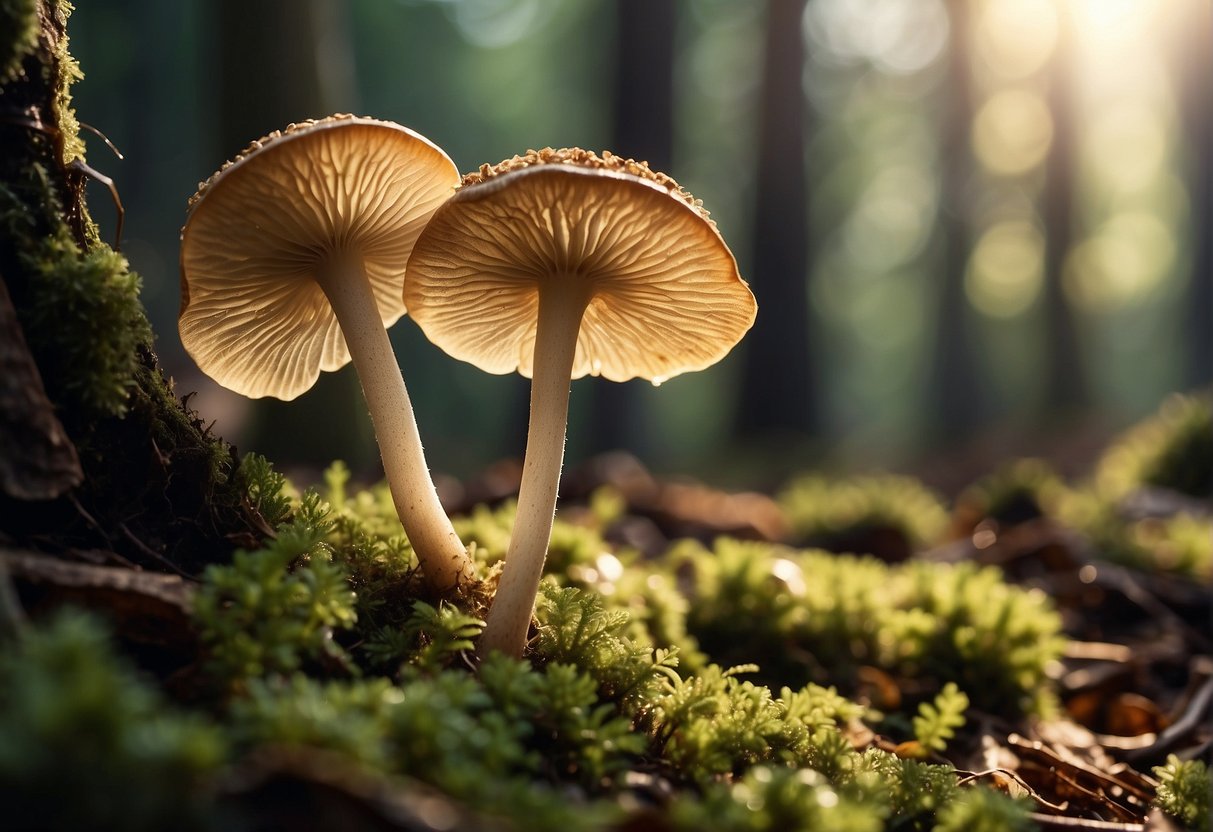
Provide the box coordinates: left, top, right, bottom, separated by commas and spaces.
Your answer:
180, 115, 459, 400
404, 150, 757, 384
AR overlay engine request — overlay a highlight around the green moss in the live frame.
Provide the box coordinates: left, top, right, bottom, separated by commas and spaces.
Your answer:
1064, 401, 1213, 572
0, 0, 253, 576
0, 611, 225, 831
12, 598, 1031, 830
49, 0, 86, 167
535, 583, 680, 710
953, 458, 1065, 533
0, 170, 150, 428
681, 539, 1064, 716
236, 452, 291, 528
229, 675, 402, 770
852, 748, 961, 820
779, 473, 949, 558
17, 226, 150, 421
1096, 393, 1213, 500
932, 785, 1034, 832
1117, 512, 1211, 579
0, 456, 1087, 830
670, 766, 884, 832
1153, 755, 1210, 832
911, 682, 968, 754
106, 457, 1070, 825
193, 494, 357, 687
361, 599, 483, 672
1059, 488, 1213, 580
0, 0, 37, 83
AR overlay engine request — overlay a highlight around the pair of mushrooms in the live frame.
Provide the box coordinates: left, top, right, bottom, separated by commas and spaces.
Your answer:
179, 115, 756, 658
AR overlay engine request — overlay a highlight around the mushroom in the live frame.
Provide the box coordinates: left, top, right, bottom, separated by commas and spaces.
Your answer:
179, 115, 473, 591
404, 148, 757, 656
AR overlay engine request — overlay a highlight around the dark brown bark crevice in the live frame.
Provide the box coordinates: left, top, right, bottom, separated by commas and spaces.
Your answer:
0, 273, 81, 500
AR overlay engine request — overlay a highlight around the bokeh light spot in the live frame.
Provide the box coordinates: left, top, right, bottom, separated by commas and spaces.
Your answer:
438, 0, 553, 49
1063, 211, 1176, 311
966, 220, 1045, 318
804, 0, 948, 75
977, 0, 1058, 79
1084, 100, 1169, 194
842, 164, 938, 271
1071, 0, 1155, 42
972, 89, 1053, 175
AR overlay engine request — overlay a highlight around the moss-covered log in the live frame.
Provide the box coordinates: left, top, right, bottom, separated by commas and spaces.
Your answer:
0, 0, 261, 574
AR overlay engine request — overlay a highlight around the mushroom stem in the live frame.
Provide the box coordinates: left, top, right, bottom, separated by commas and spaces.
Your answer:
479, 279, 590, 657
316, 257, 473, 591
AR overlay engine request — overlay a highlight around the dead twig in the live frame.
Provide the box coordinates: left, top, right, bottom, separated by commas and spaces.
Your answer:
1028, 815, 1145, 831
78, 121, 124, 160
118, 522, 189, 577
1, 109, 125, 250
1009, 734, 1155, 805
955, 768, 1069, 812
1126, 672, 1213, 764
68, 158, 124, 251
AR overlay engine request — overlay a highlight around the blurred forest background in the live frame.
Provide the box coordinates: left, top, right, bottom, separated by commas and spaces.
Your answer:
68, 0, 1211, 489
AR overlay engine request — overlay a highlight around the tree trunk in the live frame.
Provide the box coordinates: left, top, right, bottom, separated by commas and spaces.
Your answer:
1041, 4, 1087, 417
1180, 2, 1212, 388
927, 0, 985, 442
212, 0, 378, 472
583, 0, 677, 458
0, 1, 259, 575
735, 0, 815, 443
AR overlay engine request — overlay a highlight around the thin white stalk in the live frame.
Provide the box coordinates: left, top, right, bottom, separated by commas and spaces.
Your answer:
317, 256, 473, 591
478, 278, 590, 657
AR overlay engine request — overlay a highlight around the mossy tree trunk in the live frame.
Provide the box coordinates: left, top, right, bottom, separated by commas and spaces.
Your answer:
0, 0, 262, 575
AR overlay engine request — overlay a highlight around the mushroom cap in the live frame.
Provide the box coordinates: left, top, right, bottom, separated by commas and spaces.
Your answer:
404, 149, 756, 383
180, 115, 459, 400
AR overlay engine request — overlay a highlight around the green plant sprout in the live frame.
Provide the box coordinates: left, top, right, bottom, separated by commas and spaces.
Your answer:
911, 682, 969, 754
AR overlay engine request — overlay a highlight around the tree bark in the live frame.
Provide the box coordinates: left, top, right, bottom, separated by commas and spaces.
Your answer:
0, 274, 81, 500
736, 0, 815, 442
1041, 4, 1088, 417
927, 0, 985, 442
1180, 2, 1212, 389
214, 0, 356, 158
0, 0, 260, 575
584, 0, 677, 458
212, 0, 378, 472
